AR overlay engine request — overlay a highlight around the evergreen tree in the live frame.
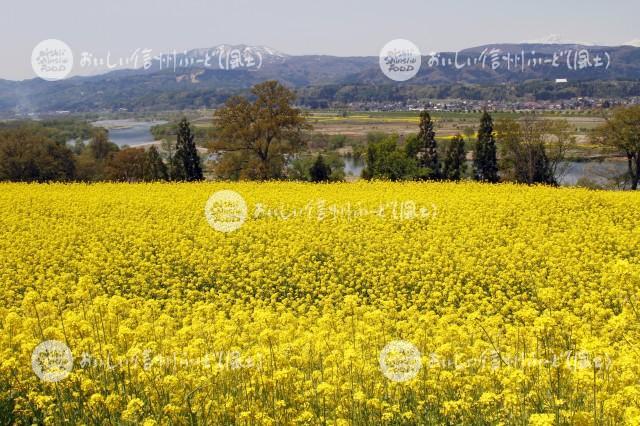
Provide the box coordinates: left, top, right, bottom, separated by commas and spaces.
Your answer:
442, 134, 467, 181
160, 138, 176, 180
309, 154, 331, 182
173, 118, 203, 181
473, 111, 499, 182
144, 146, 168, 181
413, 110, 439, 179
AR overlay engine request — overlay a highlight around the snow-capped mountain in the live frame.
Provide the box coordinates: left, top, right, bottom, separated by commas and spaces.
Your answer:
523, 34, 640, 48
4, 40, 640, 114
522, 34, 596, 46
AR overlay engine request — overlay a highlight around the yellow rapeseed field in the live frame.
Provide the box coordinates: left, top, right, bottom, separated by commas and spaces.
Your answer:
1, 181, 640, 425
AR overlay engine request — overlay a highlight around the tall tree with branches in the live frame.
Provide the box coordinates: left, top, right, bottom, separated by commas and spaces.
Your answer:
213, 80, 310, 180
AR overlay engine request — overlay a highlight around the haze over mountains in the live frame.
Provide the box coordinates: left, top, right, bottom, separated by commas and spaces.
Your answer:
2, 40, 640, 115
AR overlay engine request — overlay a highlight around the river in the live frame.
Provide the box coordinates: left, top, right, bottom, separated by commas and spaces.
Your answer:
93, 120, 629, 186
343, 156, 628, 186
92, 119, 167, 147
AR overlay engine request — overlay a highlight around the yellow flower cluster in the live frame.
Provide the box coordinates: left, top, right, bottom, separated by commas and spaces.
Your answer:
1, 181, 640, 425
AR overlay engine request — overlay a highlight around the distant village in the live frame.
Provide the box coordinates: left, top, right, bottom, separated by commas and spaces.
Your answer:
7, 96, 640, 119
334, 97, 640, 113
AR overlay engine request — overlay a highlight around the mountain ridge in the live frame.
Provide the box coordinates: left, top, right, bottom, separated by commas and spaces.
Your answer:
3, 42, 640, 114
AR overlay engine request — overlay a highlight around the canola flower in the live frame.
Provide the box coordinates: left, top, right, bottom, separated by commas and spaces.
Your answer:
1, 181, 640, 425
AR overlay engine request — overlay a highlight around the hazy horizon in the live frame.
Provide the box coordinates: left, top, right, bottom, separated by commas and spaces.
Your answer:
2, 0, 639, 80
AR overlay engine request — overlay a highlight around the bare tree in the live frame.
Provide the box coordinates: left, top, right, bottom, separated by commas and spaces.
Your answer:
496, 116, 574, 185
592, 106, 640, 190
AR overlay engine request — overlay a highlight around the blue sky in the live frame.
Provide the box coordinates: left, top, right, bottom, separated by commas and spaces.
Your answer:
1, 0, 638, 80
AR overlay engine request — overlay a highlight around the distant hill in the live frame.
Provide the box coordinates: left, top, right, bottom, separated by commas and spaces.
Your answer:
3, 43, 640, 114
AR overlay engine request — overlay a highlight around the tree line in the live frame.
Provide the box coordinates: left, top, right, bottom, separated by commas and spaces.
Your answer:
0, 118, 203, 182
1, 80, 639, 189
210, 81, 640, 188
297, 80, 640, 107
360, 109, 575, 186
